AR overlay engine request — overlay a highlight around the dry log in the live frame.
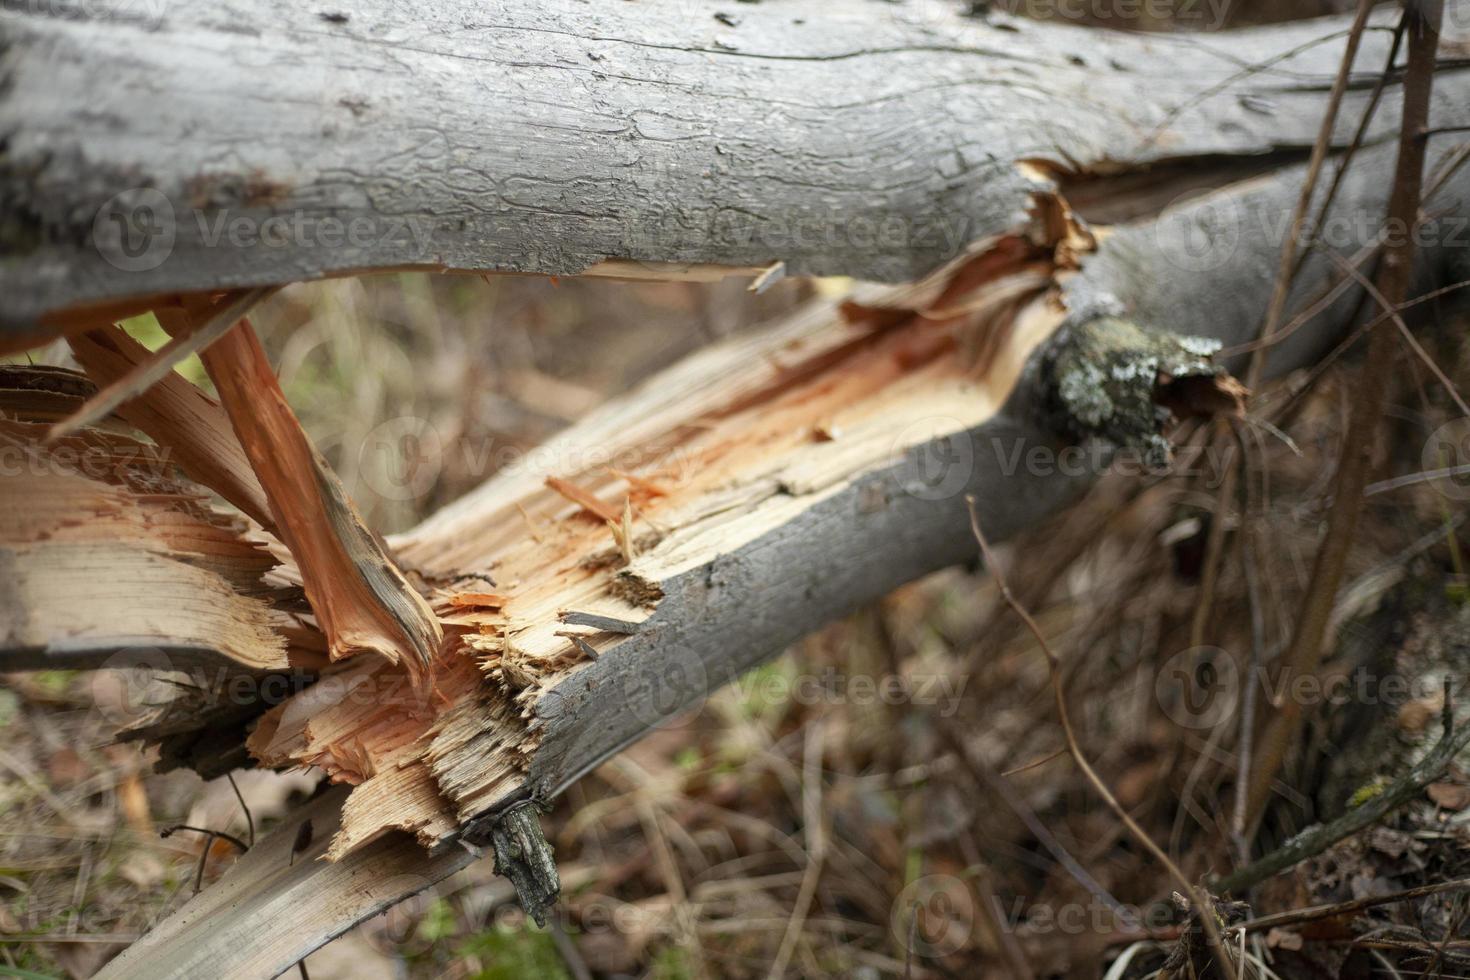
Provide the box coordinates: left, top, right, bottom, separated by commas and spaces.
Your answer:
2, 0, 1463, 330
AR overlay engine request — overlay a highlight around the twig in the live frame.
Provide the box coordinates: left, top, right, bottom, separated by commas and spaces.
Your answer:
1000, 747, 1067, 777
1237, 876, 1470, 933
1195, 2, 1379, 680
904, 905, 918, 980
1186, 430, 1238, 652
547, 919, 593, 980
933, 719, 1132, 924
1419, 892, 1468, 978
1243, 0, 1377, 394
768, 720, 826, 980
160, 824, 249, 895
1366, 461, 1470, 496
45, 287, 275, 443
1139, 25, 1387, 152
1214, 679, 1469, 894
159, 824, 249, 854
1232, 475, 1267, 863
1321, 247, 1470, 416
965, 496, 1234, 974
226, 771, 256, 848
1244, 0, 1445, 831
1296, 10, 1408, 285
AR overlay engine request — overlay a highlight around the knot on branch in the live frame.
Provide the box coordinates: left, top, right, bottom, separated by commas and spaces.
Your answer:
1042, 315, 1245, 468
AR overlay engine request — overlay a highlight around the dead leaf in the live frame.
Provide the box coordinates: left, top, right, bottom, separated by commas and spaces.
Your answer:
1427, 781, 1470, 811
47, 746, 88, 787
1266, 927, 1304, 951
1397, 694, 1443, 733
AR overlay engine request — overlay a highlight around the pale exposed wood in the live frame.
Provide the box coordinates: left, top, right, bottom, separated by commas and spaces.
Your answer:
95, 786, 477, 980
0, 411, 291, 674
2, 1, 1460, 328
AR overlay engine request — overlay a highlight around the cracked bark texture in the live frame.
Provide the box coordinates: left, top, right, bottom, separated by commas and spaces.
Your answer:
3, 0, 1466, 328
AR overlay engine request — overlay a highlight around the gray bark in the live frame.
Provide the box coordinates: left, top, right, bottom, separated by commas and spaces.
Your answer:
2, 0, 1461, 328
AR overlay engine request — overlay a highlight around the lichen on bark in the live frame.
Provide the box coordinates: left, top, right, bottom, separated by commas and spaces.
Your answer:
1041, 315, 1235, 468
484, 802, 560, 927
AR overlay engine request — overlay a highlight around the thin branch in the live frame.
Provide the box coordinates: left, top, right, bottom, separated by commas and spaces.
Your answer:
1243, 0, 1378, 394
965, 496, 1234, 974
1214, 680, 1470, 894
1185, 3, 1376, 714
1244, 0, 1445, 830
1237, 876, 1470, 934
1139, 24, 1387, 152
768, 720, 826, 980
1322, 247, 1470, 416
159, 824, 250, 855
226, 772, 256, 849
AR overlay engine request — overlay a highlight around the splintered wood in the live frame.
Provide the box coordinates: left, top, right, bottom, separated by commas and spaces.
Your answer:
186, 311, 443, 686
1, 195, 1083, 862
0, 369, 297, 676
65, 325, 274, 528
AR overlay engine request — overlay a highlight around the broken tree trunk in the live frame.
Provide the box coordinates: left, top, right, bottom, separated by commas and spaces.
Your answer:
1, 2, 1468, 976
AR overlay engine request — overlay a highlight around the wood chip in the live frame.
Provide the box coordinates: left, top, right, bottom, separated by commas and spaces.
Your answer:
545, 475, 620, 522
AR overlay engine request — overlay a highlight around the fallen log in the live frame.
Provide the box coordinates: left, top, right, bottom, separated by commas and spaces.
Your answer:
2, 1, 1469, 976
1, 0, 1461, 331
